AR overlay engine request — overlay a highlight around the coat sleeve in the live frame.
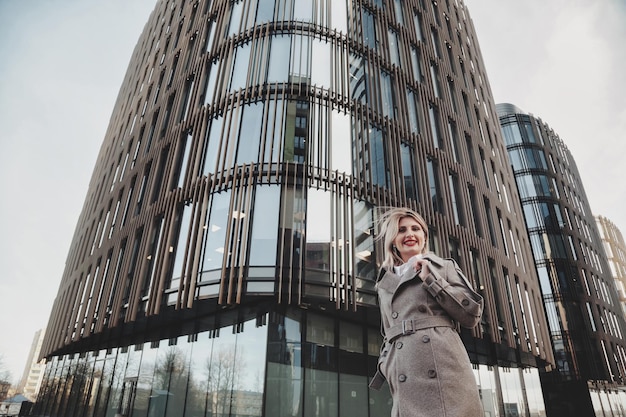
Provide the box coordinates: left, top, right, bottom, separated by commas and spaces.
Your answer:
421, 258, 483, 328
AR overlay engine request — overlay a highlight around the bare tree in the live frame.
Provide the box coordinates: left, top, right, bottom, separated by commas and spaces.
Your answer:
205, 345, 247, 416
0, 354, 12, 383
0, 354, 12, 403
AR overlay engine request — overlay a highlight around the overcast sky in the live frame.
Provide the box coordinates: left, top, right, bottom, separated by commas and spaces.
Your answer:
1, 0, 625, 384
0, 0, 157, 383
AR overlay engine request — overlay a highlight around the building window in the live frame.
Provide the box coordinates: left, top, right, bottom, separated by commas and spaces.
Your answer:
198, 190, 231, 287
406, 89, 421, 134
370, 127, 388, 188
305, 188, 331, 284
230, 42, 251, 92
410, 45, 423, 82
447, 78, 457, 110
430, 28, 441, 58
331, 110, 352, 174
427, 157, 443, 214
354, 200, 376, 286
380, 70, 395, 118
413, 11, 424, 42
236, 102, 264, 164
349, 53, 368, 103
393, 0, 404, 25
178, 77, 194, 122
430, 62, 441, 98
201, 116, 223, 175
448, 172, 464, 226
501, 122, 523, 145
167, 203, 192, 302
467, 184, 483, 237
428, 103, 442, 149
172, 132, 192, 189
311, 38, 332, 87
465, 134, 478, 178
268, 35, 291, 83
448, 237, 461, 263
401, 143, 418, 202
249, 185, 280, 267
134, 163, 151, 216
447, 120, 460, 163
362, 7, 377, 50
388, 29, 400, 67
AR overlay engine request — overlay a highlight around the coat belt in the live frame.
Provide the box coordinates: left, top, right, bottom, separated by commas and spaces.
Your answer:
385, 316, 455, 342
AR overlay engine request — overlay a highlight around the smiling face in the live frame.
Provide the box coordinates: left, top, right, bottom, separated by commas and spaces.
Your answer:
393, 216, 427, 263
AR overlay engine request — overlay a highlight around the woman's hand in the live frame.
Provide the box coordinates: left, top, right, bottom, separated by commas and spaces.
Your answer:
414, 257, 430, 278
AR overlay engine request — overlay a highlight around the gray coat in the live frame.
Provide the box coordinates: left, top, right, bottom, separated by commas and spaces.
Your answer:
369, 253, 484, 417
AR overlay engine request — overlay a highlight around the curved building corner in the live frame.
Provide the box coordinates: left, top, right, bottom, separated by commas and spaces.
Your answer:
35, 1, 553, 416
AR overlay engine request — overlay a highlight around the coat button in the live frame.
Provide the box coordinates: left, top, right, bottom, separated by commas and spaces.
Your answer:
422, 335, 430, 343
396, 341, 403, 349
428, 369, 437, 378
462, 299, 470, 306
399, 374, 407, 382
392, 311, 399, 318
417, 305, 427, 313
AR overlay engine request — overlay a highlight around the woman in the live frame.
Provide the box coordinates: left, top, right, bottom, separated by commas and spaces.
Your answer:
369, 207, 484, 417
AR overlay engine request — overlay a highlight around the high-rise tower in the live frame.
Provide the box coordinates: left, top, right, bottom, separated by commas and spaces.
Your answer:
498, 103, 626, 416
597, 215, 626, 317
36, 2, 553, 416
16, 329, 45, 402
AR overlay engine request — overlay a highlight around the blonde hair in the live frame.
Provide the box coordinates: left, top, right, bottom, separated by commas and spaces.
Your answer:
377, 207, 429, 269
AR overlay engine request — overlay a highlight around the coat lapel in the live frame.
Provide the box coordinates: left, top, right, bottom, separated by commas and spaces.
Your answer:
377, 267, 419, 298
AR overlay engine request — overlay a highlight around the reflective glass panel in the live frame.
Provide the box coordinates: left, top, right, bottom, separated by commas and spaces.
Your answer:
268, 35, 291, 83
230, 43, 250, 91
186, 333, 214, 416
164, 337, 192, 416
473, 364, 499, 416
349, 54, 367, 103
304, 369, 338, 417
370, 127, 387, 187
256, 0, 275, 24
236, 102, 264, 164
200, 191, 231, 280
202, 116, 223, 175
339, 374, 368, 416
381, 71, 394, 118
522, 367, 546, 417
331, 110, 352, 174
353, 200, 376, 282
499, 367, 527, 417
266, 311, 304, 416
305, 189, 331, 283
331, 1, 348, 33
311, 39, 331, 88
249, 185, 280, 266
290, 34, 311, 82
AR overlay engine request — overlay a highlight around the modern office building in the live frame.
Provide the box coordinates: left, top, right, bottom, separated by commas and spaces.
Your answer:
16, 329, 46, 402
35, 1, 553, 416
597, 215, 626, 317
498, 103, 626, 416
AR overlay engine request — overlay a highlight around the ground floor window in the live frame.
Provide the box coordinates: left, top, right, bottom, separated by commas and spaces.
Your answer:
33, 307, 391, 417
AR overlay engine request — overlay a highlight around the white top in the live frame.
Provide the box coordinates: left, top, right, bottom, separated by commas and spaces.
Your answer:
393, 253, 423, 277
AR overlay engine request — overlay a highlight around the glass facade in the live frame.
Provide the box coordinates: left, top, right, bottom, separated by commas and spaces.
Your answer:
36, 309, 392, 417
498, 103, 626, 417
37, 1, 554, 416
36, 308, 551, 417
